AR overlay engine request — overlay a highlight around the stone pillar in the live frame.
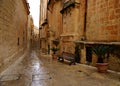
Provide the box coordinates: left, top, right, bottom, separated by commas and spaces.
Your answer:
91, 54, 98, 66
80, 44, 86, 64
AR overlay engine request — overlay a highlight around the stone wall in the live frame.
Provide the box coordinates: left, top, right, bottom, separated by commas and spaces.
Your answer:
33, 27, 39, 48
39, 0, 48, 53
27, 15, 34, 49
0, 0, 29, 73
61, 0, 80, 53
47, 0, 62, 54
86, 0, 120, 41
40, 0, 120, 71
40, 0, 48, 25
85, 0, 120, 71
52, 1, 62, 39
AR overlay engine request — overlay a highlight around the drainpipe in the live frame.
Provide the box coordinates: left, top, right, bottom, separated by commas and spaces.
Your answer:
83, 0, 88, 40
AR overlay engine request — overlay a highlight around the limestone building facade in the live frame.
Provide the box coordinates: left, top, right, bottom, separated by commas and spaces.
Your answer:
39, 0, 120, 71
39, 0, 48, 53
39, 0, 63, 54
27, 15, 34, 49
80, 0, 120, 71
47, 0, 62, 54
0, 0, 29, 73
33, 26, 39, 48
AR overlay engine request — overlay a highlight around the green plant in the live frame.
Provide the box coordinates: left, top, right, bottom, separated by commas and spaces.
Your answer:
91, 45, 114, 63
50, 47, 59, 54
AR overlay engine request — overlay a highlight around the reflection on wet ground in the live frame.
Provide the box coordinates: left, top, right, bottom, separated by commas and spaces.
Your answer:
0, 48, 120, 86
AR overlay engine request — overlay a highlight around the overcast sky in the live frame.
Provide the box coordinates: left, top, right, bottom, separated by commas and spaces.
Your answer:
28, 0, 40, 28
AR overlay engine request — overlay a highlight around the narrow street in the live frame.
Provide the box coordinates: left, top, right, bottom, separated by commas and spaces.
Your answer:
0, 0, 120, 86
0, 46, 120, 86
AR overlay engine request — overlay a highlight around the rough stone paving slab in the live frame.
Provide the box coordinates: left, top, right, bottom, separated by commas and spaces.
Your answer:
0, 74, 20, 81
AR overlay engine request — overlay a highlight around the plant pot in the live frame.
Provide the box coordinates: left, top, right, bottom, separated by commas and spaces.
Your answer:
96, 63, 108, 73
52, 54, 57, 60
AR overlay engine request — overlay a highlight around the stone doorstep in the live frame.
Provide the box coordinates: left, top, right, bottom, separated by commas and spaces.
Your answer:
107, 70, 120, 75
78, 63, 120, 74
77, 64, 120, 81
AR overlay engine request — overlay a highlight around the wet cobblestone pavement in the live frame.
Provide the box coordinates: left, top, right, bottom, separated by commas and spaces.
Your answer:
0, 49, 120, 86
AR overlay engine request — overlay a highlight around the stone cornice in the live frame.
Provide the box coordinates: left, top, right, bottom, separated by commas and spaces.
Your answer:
48, 0, 51, 5
22, 0, 30, 15
60, 0, 75, 14
75, 41, 120, 45
60, 34, 78, 37
41, 19, 48, 26
60, 0, 80, 14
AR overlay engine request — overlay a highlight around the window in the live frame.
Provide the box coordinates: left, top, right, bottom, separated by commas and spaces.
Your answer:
17, 37, 20, 46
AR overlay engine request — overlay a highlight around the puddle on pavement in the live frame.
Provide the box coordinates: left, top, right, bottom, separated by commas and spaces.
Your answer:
31, 73, 52, 86
32, 74, 51, 81
31, 79, 51, 86
0, 74, 20, 81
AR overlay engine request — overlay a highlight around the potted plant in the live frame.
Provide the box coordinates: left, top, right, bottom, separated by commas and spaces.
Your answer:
50, 47, 59, 59
91, 44, 114, 72
50, 39, 60, 59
